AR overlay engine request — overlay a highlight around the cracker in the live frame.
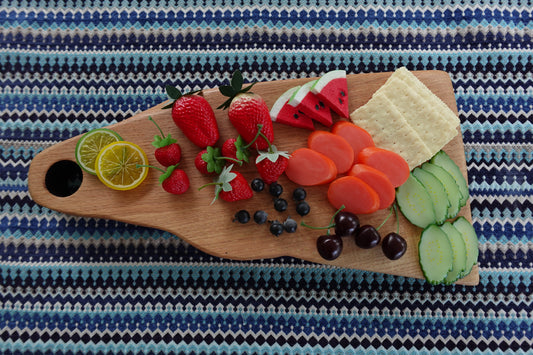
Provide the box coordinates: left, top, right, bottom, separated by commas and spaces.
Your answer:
350, 91, 432, 169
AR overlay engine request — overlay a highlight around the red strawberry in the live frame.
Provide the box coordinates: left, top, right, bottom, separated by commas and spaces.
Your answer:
199, 164, 253, 203
255, 144, 291, 184
194, 146, 242, 175
161, 166, 190, 195
164, 86, 219, 148
218, 70, 274, 150
148, 116, 181, 167
221, 136, 251, 163
137, 164, 189, 195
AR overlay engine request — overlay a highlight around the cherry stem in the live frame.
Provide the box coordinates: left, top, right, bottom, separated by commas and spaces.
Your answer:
393, 203, 400, 234
376, 206, 394, 231
148, 116, 165, 137
300, 205, 345, 236
136, 164, 165, 174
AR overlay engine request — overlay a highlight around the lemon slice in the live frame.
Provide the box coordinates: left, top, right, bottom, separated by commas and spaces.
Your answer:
75, 128, 123, 175
95, 141, 149, 190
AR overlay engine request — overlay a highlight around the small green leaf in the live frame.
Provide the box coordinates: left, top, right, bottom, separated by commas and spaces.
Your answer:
165, 85, 182, 100
219, 85, 235, 97
231, 70, 243, 91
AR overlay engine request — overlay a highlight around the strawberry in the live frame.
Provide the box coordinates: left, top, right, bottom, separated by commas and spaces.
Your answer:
194, 146, 242, 175
148, 116, 181, 167
218, 70, 274, 150
136, 164, 189, 195
221, 136, 251, 163
199, 164, 253, 203
255, 134, 291, 184
163, 86, 219, 148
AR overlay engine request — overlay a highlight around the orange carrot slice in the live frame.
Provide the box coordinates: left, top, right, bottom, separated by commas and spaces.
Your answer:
307, 130, 354, 174
348, 163, 395, 210
331, 121, 375, 158
285, 148, 337, 186
327, 176, 380, 214
357, 147, 410, 187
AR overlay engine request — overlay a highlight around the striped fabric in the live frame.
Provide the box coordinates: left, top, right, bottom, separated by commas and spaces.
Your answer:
1, 1, 532, 354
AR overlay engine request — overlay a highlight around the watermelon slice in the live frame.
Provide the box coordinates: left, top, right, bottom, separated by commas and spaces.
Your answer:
270, 86, 315, 130
288, 80, 333, 127
311, 70, 349, 118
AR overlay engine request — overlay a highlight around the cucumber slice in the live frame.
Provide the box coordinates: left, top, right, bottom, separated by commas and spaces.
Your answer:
418, 224, 454, 284
396, 174, 436, 228
453, 217, 479, 278
440, 222, 467, 284
412, 167, 449, 225
431, 150, 469, 207
421, 162, 461, 219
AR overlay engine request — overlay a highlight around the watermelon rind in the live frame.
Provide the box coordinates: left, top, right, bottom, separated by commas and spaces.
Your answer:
271, 86, 300, 119
288, 80, 315, 107
311, 70, 346, 93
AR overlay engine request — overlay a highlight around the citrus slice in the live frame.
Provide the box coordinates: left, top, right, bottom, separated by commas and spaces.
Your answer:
95, 141, 149, 191
75, 128, 123, 175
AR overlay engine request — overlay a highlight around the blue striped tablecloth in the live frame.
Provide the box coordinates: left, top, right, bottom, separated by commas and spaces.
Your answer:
1, 1, 531, 354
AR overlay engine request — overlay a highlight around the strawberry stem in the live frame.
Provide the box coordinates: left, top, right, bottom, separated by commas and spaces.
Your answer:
149, 116, 165, 137
136, 164, 165, 174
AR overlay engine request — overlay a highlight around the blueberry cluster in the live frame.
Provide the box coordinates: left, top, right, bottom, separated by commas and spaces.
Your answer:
233, 178, 312, 237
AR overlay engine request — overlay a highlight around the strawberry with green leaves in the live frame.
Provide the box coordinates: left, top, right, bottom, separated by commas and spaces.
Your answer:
163, 86, 219, 148
255, 131, 291, 184
136, 163, 190, 195
194, 146, 242, 175
199, 164, 253, 203
148, 116, 181, 167
221, 124, 269, 164
218, 70, 274, 150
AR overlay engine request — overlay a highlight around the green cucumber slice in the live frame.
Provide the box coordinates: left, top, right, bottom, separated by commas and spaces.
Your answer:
412, 167, 449, 225
419, 224, 454, 284
431, 150, 469, 207
421, 162, 461, 219
453, 217, 479, 278
440, 222, 467, 284
395, 174, 436, 228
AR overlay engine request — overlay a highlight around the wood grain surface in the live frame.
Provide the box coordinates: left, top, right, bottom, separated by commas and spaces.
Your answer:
28, 70, 479, 285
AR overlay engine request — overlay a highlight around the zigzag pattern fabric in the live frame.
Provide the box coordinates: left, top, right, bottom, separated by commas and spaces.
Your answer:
1, 1, 532, 354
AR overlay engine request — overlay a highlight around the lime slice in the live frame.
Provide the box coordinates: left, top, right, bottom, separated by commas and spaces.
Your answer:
75, 128, 123, 175
95, 141, 149, 191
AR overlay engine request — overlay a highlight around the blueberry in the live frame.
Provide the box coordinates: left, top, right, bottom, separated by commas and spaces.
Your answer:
292, 187, 307, 201
270, 220, 284, 236
274, 198, 288, 212
233, 210, 250, 224
251, 178, 265, 192
253, 210, 268, 224
296, 201, 310, 216
269, 182, 283, 197
283, 217, 298, 233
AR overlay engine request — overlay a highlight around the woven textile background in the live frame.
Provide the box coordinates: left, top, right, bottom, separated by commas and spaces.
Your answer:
1, 1, 532, 354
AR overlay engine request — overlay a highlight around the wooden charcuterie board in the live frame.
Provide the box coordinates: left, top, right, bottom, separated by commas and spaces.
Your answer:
28, 70, 479, 285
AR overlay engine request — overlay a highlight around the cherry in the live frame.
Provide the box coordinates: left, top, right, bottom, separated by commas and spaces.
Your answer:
316, 234, 343, 260
354, 225, 381, 249
334, 211, 360, 237
382, 232, 407, 260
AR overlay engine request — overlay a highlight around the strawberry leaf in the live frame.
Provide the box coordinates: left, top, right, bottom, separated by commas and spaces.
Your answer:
159, 164, 178, 184
230, 70, 243, 91
201, 146, 226, 174
234, 136, 250, 163
256, 145, 290, 163
165, 85, 182, 100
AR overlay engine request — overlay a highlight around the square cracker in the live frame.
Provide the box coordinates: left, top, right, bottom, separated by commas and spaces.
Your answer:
350, 91, 432, 169
374, 75, 458, 157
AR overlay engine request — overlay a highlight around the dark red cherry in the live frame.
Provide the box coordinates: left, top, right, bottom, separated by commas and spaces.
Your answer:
316, 234, 343, 260
382, 232, 407, 260
334, 211, 360, 237
354, 225, 381, 249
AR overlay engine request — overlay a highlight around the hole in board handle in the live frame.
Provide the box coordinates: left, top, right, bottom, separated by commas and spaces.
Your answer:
45, 160, 83, 197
